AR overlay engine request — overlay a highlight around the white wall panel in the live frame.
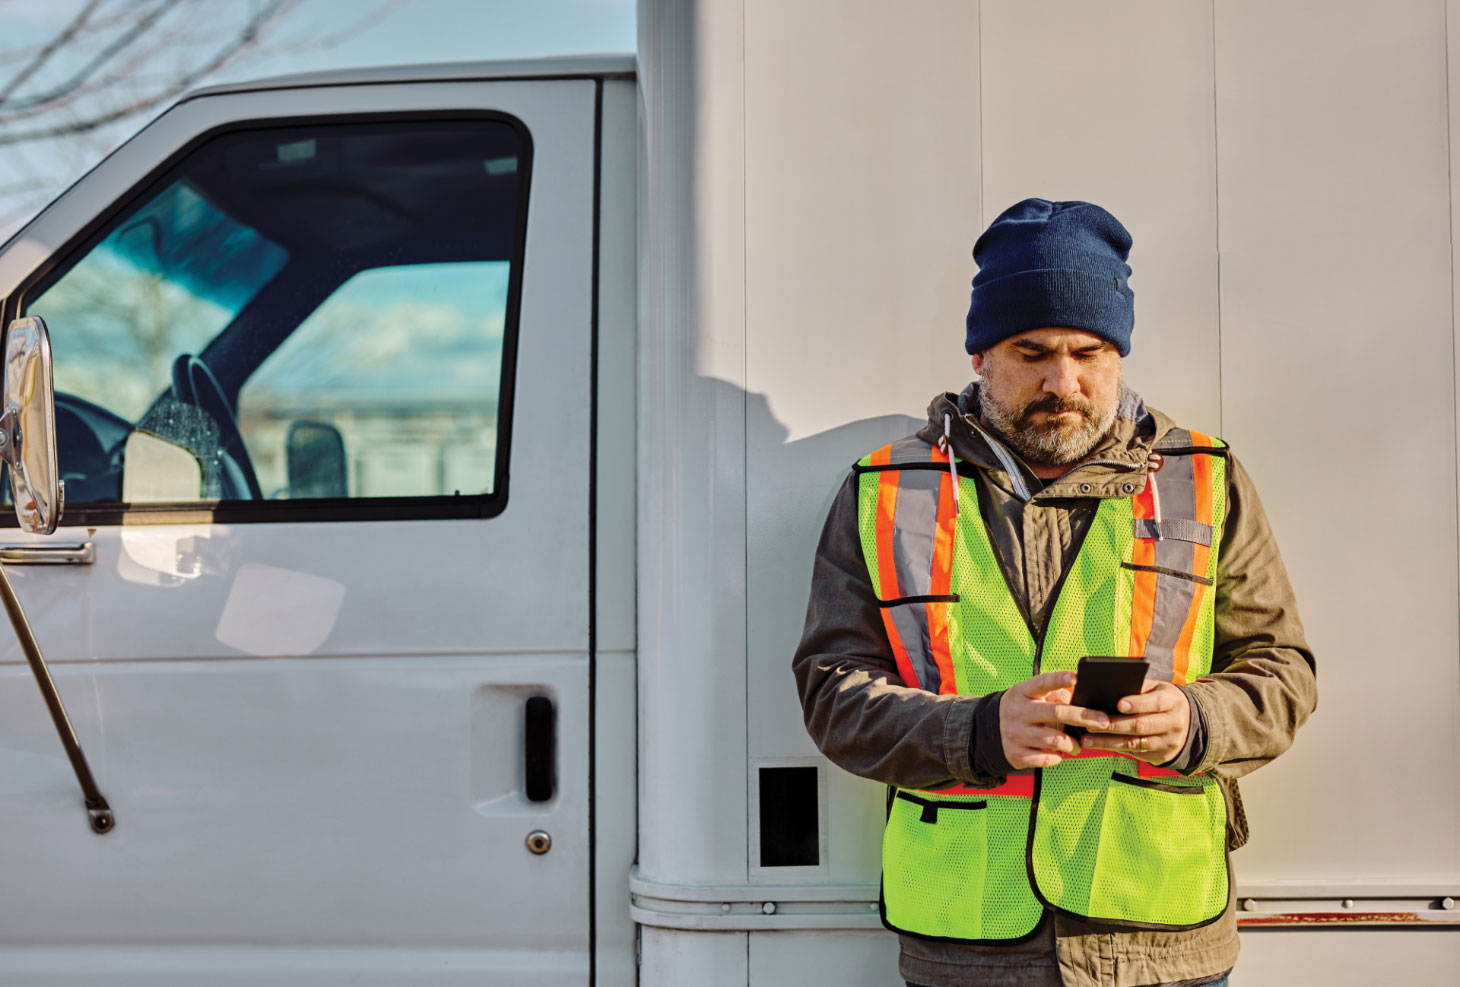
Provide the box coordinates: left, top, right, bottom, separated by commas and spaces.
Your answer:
1216, 0, 1460, 886
741, 0, 982, 886
639, 929, 747, 987
1238, 928, 1460, 985
980, 0, 1221, 429
749, 931, 899, 987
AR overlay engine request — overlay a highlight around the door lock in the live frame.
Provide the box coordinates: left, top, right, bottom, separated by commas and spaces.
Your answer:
526, 830, 552, 855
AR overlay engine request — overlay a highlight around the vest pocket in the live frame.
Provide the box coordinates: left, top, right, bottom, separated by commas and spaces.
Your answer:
882, 791, 1041, 941
1086, 771, 1228, 926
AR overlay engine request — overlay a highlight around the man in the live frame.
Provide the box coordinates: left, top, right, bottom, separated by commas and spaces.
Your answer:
793, 199, 1316, 987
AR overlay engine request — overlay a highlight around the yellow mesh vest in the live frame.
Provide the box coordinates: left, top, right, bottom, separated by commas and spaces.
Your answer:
855, 430, 1229, 941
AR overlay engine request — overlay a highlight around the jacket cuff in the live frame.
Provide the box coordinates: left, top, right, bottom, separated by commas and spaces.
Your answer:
971, 691, 1014, 780
942, 695, 978, 781
1162, 684, 1209, 774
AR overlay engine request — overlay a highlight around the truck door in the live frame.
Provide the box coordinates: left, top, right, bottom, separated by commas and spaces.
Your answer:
0, 74, 597, 985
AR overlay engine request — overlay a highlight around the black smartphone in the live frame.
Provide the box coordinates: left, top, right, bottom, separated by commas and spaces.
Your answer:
1065, 656, 1150, 740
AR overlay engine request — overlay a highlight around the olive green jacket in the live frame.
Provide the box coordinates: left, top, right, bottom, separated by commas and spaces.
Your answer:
792, 384, 1317, 987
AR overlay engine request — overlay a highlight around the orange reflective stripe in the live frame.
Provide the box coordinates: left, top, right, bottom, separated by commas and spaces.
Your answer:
871, 446, 922, 687
928, 447, 959, 695
1127, 478, 1158, 658
1172, 433, 1214, 684
1137, 759, 1185, 779
1171, 585, 1204, 686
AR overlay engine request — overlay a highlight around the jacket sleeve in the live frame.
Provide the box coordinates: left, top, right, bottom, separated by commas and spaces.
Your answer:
1180, 453, 1317, 778
792, 471, 1011, 790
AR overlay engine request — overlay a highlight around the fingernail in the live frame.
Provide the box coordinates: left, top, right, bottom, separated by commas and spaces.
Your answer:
1118, 701, 1131, 712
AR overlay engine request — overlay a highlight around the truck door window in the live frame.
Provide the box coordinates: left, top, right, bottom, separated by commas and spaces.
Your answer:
19, 117, 528, 522
236, 261, 510, 499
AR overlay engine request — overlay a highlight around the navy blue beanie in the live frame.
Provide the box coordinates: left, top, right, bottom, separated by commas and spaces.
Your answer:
965, 199, 1135, 356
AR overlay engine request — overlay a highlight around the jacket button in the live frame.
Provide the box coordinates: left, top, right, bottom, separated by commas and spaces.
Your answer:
1079, 483, 1092, 493
1122, 483, 1135, 493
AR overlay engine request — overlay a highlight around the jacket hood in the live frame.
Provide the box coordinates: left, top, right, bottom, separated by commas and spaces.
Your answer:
915, 381, 1179, 501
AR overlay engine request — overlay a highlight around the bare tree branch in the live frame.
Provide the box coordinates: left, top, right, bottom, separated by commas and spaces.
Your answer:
0, 0, 105, 105
0, 0, 298, 147
0, 0, 186, 113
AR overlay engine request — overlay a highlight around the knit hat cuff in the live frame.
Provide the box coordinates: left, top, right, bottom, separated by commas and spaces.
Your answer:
966, 268, 1134, 356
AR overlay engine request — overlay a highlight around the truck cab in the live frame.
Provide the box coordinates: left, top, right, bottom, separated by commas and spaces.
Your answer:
0, 56, 638, 986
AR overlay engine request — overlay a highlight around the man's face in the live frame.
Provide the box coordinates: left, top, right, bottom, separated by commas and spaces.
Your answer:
972, 328, 1122, 467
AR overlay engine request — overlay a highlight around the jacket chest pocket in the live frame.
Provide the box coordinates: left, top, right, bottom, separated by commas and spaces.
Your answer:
1125, 518, 1215, 586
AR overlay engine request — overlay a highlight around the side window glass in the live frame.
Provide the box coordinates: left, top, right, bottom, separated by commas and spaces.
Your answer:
22, 118, 527, 518
237, 262, 510, 499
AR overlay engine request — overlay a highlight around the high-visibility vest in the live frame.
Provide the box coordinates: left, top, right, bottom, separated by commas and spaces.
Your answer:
855, 429, 1231, 942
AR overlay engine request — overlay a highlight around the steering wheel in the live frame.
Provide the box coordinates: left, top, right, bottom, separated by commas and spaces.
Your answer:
170, 354, 263, 500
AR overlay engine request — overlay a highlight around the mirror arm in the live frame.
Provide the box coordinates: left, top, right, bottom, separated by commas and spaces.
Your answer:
0, 561, 113, 834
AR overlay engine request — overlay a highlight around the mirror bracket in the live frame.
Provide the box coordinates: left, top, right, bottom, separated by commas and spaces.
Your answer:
0, 316, 111, 834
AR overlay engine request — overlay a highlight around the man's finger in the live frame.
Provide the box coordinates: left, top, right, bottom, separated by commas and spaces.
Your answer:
1094, 712, 1172, 736
1115, 682, 1177, 715
1011, 722, 1079, 753
1050, 703, 1110, 730
1082, 733, 1176, 759
1013, 670, 1075, 699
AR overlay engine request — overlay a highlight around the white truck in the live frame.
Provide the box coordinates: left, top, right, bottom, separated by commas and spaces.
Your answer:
0, 2, 1457, 984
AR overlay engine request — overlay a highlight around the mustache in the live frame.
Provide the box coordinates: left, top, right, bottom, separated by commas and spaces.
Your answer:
1019, 393, 1095, 423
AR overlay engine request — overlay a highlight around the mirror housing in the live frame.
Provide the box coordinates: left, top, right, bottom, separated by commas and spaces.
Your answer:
0, 317, 62, 534
286, 420, 347, 499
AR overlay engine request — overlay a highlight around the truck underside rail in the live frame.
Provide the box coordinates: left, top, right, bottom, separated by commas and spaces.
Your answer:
629, 871, 1460, 931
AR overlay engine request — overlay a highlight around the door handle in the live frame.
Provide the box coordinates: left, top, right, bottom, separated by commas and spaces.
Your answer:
524, 695, 555, 802
0, 541, 94, 565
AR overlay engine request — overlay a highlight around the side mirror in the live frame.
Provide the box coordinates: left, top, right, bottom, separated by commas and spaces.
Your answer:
287, 420, 347, 499
1, 316, 61, 534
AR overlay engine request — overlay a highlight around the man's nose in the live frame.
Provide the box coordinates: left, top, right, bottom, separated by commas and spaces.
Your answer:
1042, 357, 1082, 398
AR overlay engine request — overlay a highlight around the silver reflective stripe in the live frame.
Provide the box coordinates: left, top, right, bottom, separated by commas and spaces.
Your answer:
886, 599, 942, 693
1150, 454, 1199, 573
1143, 571, 1196, 683
891, 469, 940, 599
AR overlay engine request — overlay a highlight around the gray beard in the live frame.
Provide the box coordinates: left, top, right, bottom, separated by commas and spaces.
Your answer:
976, 375, 1119, 467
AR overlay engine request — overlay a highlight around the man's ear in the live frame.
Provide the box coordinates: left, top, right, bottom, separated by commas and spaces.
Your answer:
971, 351, 987, 378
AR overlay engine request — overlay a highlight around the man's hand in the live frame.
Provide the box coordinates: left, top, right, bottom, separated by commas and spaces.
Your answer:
999, 671, 1112, 769
1079, 678, 1191, 765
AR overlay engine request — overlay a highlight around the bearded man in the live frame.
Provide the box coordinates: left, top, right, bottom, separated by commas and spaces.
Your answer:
793, 199, 1316, 987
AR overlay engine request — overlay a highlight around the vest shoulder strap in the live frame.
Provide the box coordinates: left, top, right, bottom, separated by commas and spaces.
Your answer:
1153, 427, 1229, 455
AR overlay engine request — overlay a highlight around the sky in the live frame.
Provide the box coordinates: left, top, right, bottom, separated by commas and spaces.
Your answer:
0, 0, 637, 235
